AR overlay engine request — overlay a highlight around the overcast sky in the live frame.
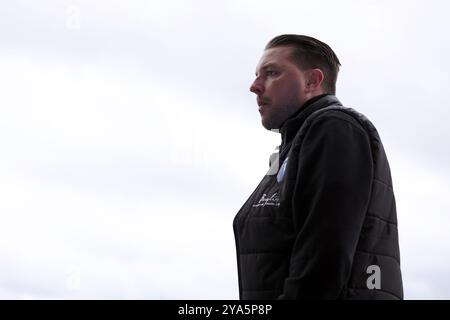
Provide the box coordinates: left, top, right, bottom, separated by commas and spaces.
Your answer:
0, 0, 449, 299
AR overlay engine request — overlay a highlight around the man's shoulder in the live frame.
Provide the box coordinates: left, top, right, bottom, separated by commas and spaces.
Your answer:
308, 107, 369, 135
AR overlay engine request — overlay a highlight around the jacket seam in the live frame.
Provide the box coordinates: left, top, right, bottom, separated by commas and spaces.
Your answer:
297, 112, 369, 156
366, 213, 397, 226
355, 249, 400, 264
373, 178, 393, 191
312, 113, 369, 137
347, 287, 402, 300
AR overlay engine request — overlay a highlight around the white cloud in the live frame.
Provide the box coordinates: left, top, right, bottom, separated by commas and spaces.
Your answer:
0, 52, 277, 299
391, 153, 450, 299
1, 0, 450, 299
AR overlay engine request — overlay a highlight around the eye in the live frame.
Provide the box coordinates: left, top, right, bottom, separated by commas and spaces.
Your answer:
266, 70, 278, 76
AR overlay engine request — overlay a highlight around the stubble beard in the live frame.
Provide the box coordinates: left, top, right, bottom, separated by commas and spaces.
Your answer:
261, 103, 297, 130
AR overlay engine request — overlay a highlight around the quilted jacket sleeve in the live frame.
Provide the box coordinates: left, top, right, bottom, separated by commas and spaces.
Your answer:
278, 115, 373, 299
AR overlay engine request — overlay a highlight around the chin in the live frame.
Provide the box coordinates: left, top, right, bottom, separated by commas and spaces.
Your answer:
261, 118, 278, 130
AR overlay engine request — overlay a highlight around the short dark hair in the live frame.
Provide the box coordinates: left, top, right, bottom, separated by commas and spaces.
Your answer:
265, 34, 341, 95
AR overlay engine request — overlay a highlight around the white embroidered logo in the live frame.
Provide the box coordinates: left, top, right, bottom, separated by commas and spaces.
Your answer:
252, 192, 280, 207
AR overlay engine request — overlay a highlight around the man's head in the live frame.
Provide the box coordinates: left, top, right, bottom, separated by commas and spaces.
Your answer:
250, 34, 341, 130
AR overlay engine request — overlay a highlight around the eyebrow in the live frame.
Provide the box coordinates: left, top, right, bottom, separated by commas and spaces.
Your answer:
255, 63, 279, 76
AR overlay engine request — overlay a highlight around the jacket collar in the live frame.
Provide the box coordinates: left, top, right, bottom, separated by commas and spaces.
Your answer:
279, 94, 342, 150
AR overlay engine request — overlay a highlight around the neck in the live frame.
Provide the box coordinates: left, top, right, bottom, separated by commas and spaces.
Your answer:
278, 93, 341, 152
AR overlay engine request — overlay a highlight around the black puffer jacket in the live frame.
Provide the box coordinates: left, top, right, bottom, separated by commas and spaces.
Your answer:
233, 94, 403, 299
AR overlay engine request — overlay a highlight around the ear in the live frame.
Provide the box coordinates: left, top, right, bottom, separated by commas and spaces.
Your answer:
305, 69, 324, 93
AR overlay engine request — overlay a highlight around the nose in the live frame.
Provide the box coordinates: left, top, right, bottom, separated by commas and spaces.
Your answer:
249, 78, 264, 95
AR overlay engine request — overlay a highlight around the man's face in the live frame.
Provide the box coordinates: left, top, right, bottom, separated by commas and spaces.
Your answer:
250, 46, 309, 130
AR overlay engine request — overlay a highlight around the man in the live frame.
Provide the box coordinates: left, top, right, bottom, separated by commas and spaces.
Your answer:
233, 34, 403, 300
